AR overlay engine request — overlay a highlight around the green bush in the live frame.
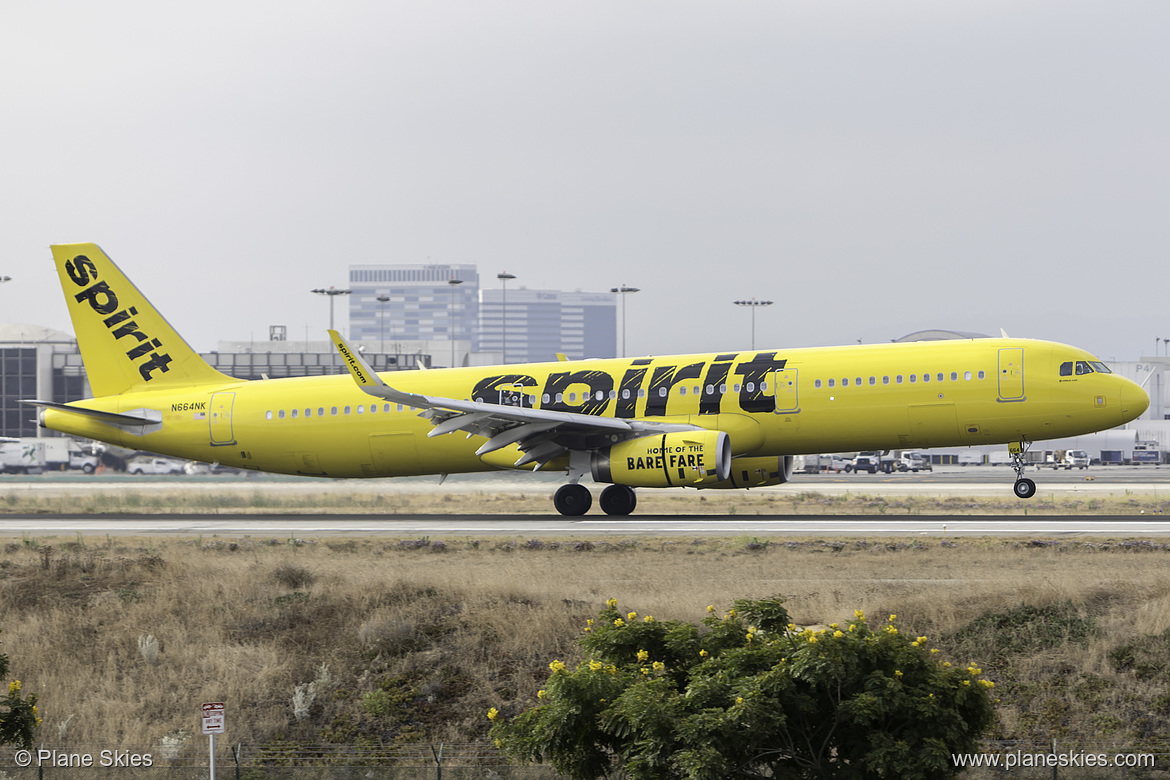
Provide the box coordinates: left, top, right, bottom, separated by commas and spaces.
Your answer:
490, 597, 995, 780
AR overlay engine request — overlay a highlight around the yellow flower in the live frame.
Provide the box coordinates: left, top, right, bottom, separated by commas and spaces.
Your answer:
830, 623, 839, 630
894, 670, 903, 678
637, 649, 649, 662
746, 633, 754, 643
537, 690, 546, 699
641, 667, 650, 675
652, 661, 665, 672
736, 696, 744, 705
888, 614, 897, 622
487, 707, 499, 721
833, 630, 844, 638
8, 680, 20, 695
607, 597, 618, 608
643, 615, 654, 623
586, 619, 594, 626
943, 662, 951, 668
627, 611, 638, 621
808, 635, 818, 644
854, 609, 865, 620
849, 624, 856, 632
614, 618, 625, 627
885, 626, 898, 635
707, 605, 716, 613
930, 648, 940, 654
589, 660, 603, 671
549, 659, 566, 673
962, 679, 970, 686
910, 641, 919, 647
699, 649, 708, 657
979, 679, 995, 688
917, 636, 928, 644
787, 623, 797, 632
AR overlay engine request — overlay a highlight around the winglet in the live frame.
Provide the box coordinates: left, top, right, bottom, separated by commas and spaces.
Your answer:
328, 329, 386, 389
328, 330, 420, 406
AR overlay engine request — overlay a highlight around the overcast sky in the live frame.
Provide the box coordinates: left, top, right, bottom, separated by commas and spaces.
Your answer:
3, 1, 1167, 361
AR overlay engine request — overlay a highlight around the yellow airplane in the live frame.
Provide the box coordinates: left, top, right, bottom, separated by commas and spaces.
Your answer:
28, 243, 1149, 515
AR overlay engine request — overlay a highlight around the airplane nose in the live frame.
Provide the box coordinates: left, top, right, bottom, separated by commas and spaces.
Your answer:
1121, 381, 1150, 422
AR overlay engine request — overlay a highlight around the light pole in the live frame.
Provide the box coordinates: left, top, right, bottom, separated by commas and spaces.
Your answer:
610, 285, 639, 358
733, 299, 773, 350
497, 272, 515, 363
448, 277, 463, 368
310, 286, 352, 332
377, 294, 390, 355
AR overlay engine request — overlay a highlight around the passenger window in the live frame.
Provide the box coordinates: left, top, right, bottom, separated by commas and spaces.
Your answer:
358, 405, 365, 414
843, 378, 849, 387
937, 373, 944, 382
344, 406, 351, 415
815, 379, 822, 389
568, 393, 576, 402
978, 370, 986, 379
638, 389, 646, 398
658, 387, 667, 398
305, 408, 311, 417
719, 383, 727, 394
706, 384, 714, 395
622, 389, 630, 400
332, 407, 339, 415
869, 377, 876, 385
291, 409, 298, 418
733, 384, 741, 392
543, 393, 550, 404
597, 391, 605, 401
278, 410, 285, 419
394, 405, 402, 412
680, 387, 687, 396
950, 372, 957, 381
747, 382, 755, 392
265, 410, 273, 420
693, 386, 700, 395
909, 375, 917, 384
964, 371, 972, 380
896, 375, 903, 384
882, 376, 890, 385
828, 378, 835, 388
760, 382, 768, 392
923, 374, 930, 383
855, 378, 861, 387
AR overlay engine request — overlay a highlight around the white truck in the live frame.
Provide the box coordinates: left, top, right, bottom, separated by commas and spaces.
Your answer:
126, 456, 185, 475
1, 438, 101, 474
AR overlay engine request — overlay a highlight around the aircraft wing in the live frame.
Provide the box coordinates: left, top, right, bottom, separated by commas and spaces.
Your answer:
328, 331, 693, 468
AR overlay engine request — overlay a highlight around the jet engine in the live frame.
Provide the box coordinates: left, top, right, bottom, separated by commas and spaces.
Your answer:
591, 430, 731, 487
702, 455, 795, 489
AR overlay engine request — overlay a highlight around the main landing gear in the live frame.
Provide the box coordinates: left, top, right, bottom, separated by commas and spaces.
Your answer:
552, 484, 638, 516
1009, 441, 1036, 499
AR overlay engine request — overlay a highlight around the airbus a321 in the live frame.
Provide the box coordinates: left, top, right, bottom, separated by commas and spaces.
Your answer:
29, 244, 1149, 515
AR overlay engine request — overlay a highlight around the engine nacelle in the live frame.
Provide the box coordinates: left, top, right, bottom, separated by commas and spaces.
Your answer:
592, 431, 731, 488
702, 455, 795, 489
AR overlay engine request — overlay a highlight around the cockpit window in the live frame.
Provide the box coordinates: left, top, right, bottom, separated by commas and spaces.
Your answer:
1060, 360, 1112, 376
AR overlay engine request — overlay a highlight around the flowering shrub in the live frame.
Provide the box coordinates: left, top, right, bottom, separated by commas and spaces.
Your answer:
490, 597, 994, 780
1, 630, 40, 748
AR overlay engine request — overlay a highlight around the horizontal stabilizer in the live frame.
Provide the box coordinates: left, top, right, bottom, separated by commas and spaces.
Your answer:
23, 400, 163, 428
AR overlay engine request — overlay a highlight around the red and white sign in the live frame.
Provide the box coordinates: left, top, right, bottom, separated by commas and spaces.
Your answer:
201, 702, 225, 735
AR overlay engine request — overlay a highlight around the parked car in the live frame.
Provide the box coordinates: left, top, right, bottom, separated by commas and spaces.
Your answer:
127, 457, 185, 475
851, 454, 880, 474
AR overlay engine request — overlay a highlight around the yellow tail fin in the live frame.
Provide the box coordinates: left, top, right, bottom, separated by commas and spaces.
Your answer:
51, 243, 233, 396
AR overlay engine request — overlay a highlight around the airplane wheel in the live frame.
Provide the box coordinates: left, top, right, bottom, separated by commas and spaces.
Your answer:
599, 485, 637, 516
1013, 478, 1037, 499
554, 483, 592, 516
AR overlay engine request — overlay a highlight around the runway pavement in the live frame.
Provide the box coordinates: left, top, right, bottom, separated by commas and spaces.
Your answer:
2, 513, 1168, 537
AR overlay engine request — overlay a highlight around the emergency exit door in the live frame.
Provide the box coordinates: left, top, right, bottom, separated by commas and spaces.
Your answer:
209, 392, 236, 446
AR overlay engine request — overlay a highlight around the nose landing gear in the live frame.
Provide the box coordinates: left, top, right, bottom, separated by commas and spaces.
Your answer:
1009, 440, 1036, 499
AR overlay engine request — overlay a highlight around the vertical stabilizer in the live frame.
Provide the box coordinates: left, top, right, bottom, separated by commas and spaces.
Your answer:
51, 243, 233, 396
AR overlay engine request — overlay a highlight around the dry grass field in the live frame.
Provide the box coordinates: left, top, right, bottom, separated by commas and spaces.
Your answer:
3, 529, 1170, 768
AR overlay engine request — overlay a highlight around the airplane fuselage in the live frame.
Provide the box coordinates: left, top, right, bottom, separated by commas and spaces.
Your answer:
43, 338, 1143, 480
